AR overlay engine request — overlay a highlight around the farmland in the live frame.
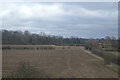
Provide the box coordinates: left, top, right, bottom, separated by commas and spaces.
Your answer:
2, 45, 118, 78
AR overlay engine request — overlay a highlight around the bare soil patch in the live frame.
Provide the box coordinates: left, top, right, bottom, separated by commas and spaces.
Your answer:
2, 45, 118, 78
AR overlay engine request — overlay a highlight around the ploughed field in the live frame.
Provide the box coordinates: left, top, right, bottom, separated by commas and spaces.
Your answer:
2, 45, 118, 78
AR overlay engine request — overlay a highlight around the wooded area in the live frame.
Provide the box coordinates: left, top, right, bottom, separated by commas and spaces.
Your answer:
2, 30, 84, 45
2, 30, 119, 49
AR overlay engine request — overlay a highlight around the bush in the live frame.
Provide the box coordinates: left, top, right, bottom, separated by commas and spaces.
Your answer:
91, 48, 118, 65
9, 62, 49, 78
103, 53, 118, 65
91, 48, 104, 57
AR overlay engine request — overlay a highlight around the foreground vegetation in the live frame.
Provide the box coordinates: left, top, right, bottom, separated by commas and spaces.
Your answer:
6, 62, 49, 78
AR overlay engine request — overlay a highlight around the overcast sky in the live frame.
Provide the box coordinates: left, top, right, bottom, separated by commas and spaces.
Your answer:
0, 2, 118, 38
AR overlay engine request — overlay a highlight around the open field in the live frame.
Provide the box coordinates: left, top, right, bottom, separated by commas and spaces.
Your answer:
2, 45, 118, 78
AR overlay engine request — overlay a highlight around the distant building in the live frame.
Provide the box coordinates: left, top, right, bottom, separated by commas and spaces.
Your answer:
99, 39, 112, 48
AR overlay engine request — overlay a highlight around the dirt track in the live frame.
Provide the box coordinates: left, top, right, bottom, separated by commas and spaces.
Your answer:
2, 46, 118, 78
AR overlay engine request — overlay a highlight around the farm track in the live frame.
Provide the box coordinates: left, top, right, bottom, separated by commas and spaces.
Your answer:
2, 46, 118, 78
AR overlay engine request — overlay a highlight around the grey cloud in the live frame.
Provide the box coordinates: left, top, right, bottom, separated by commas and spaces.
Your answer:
2, 2, 118, 38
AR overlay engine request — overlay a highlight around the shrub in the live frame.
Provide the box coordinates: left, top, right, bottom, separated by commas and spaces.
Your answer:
91, 48, 118, 65
103, 53, 118, 65
91, 48, 104, 57
9, 62, 49, 78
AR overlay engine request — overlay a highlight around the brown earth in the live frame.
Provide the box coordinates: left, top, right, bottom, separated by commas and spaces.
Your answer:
2, 45, 118, 78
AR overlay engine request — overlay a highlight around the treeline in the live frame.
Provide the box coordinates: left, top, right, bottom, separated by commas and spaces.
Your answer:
84, 38, 119, 66
84, 37, 119, 51
2, 30, 84, 45
2, 30, 119, 49
2, 30, 119, 48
